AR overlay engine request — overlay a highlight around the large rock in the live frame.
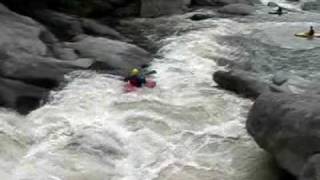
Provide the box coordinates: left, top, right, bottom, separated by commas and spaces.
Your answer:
299, 154, 320, 180
34, 10, 127, 41
247, 92, 320, 178
80, 18, 126, 40
67, 36, 152, 76
267, 2, 279, 7
213, 70, 271, 98
0, 5, 91, 88
302, 1, 320, 11
0, 52, 90, 88
0, 77, 48, 114
218, 4, 256, 15
34, 10, 83, 40
0, 3, 95, 113
112, 1, 140, 17
140, 0, 190, 17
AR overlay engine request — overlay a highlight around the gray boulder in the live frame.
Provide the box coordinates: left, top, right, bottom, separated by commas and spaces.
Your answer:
113, 1, 140, 17
80, 18, 126, 40
272, 72, 289, 86
0, 3, 95, 113
218, 4, 256, 15
302, 1, 320, 11
67, 36, 152, 76
247, 92, 320, 178
0, 77, 48, 114
34, 10, 83, 40
213, 70, 271, 98
300, 154, 320, 180
0, 51, 92, 88
39, 30, 78, 60
34, 10, 127, 41
267, 2, 279, 7
140, 0, 190, 17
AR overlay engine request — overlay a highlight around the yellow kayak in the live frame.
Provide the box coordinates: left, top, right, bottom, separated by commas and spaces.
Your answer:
295, 32, 320, 38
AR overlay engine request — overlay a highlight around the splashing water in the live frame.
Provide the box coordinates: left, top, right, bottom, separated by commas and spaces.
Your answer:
0, 18, 281, 180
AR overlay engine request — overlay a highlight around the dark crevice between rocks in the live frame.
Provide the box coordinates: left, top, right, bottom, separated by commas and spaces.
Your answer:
20, 78, 59, 89
38, 29, 59, 57
4, 76, 59, 89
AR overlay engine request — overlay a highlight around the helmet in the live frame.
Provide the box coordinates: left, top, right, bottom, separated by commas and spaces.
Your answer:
131, 68, 140, 76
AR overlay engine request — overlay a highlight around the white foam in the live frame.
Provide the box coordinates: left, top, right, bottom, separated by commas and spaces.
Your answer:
1, 18, 275, 180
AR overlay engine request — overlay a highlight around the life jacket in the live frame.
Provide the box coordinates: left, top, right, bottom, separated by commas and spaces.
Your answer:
129, 76, 145, 87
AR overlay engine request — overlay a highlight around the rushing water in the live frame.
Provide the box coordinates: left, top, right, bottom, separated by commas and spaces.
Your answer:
1, 2, 320, 180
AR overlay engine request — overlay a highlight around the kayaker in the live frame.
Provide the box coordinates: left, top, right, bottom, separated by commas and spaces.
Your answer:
308, 26, 315, 36
125, 68, 146, 87
276, 6, 283, 15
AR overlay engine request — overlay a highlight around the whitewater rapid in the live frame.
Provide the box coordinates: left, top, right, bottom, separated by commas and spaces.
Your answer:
0, 16, 288, 180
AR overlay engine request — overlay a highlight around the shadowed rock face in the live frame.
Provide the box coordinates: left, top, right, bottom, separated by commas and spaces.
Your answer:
0, 77, 48, 114
0, 0, 135, 17
0, 2, 152, 113
140, 0, 190, 17
67, 36, 152, 76
247, 92, 320, 179
33, 9, 127, 41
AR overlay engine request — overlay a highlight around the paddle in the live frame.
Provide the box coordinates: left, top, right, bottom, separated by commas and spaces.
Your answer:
143, 70, 157, 76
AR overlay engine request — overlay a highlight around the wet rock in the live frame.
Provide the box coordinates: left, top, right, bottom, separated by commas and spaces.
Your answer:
0, 53, 89, 89
302, 1, 320, 11
189, 13, 215, 20
38, 29, 78, 60
247, 92, 320, 178
140, 0, 190, 17
112, 1, 140, 17
80, 18, 126, 40
272, 72, 289, 86
34, 10, 83, 40
0, 3, 96, 113
213, 70, 270, 98
300, 154, 320, 180
0, 77, 48, 114
67, 36, 152, 76
218, 4, 256, 15
267, 2, 279, 7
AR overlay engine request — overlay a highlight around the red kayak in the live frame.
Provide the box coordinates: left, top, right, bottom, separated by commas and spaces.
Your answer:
124, 80, 156, 93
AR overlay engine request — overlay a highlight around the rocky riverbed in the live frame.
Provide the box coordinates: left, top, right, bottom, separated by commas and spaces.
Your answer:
1, 0, 320, 179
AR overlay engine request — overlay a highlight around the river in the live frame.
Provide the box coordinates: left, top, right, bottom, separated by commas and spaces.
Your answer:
1, 1, 320, 179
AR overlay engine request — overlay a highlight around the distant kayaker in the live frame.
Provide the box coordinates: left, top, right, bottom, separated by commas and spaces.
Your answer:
276, 6, 283, 15
125, 68, 146, 87
308, 26, 315, 36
